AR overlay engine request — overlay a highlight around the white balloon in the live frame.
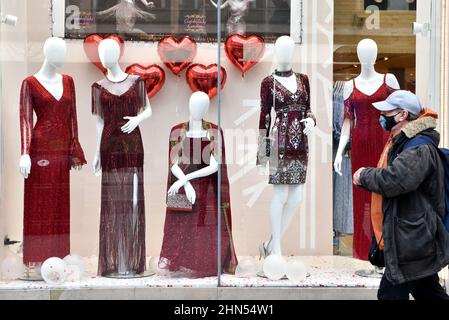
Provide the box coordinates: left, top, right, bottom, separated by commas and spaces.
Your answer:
263, 255, 287, 281
1, 256, 25, 280
235, 258, 258, 278
63, 254, 85, 277
64, 265, 82, 282
286, 260, 307, 284
41, 257, 68, 285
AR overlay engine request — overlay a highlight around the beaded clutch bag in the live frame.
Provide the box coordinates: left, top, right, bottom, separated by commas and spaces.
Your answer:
166, 193, 193, 212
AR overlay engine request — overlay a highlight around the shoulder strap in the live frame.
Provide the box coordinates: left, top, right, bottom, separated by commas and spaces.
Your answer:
403, 135, 437, 151
384, 73, 387, 84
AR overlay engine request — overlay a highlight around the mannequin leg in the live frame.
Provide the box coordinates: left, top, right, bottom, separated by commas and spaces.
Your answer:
280, 184, 304, 237
269, 185, 289, 256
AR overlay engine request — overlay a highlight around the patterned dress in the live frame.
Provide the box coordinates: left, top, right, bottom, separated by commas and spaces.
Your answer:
257, 70, 316, 185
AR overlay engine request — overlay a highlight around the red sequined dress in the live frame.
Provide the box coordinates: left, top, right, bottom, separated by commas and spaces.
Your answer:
159, 121, 238, 278
344, 74, 395, 260
91, 75, 147, 276
19, 75, 86, 266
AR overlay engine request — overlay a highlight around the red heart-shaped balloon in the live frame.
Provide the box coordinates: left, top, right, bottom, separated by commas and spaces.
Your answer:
186, 64, 227, 99
225, 34, 265, 77
125, 64, 166, 98
158, 36, 197, 76
83, 34, 125, 74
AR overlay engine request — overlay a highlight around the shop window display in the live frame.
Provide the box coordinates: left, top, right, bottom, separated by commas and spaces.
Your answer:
0, 0, 447, 300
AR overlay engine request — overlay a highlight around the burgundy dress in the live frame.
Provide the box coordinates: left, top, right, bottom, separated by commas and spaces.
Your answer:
19, 75, 86, 266
159, 121, 238, 278
257, 70, 316, 184
91, 75, 147, 276
344, 74, 395, 260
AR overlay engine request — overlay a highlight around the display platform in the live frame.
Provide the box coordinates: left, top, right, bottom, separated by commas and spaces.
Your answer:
1, 256, 426, 300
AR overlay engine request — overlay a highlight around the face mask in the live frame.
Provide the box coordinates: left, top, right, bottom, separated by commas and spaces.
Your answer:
379, 112, 401, 131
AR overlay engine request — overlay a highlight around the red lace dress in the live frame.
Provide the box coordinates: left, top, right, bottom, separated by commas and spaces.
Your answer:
344, 75, 395, 260
92, 75, 147, 276
159, 121, 238, 278
19, 75, 86, 266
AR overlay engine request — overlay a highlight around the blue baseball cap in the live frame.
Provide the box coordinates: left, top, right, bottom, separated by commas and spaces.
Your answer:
372, 90, 423, 116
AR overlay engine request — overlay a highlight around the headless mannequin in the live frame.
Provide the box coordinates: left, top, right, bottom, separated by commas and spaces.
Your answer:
167, 92, 218, 201
334, 39, 400, 175
19, 37, 70, 178
92, 39, 152, 256
258, 36, 315, 257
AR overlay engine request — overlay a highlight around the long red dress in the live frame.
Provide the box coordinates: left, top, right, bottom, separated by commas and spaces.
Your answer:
159, 121, 238, 278
91, 75, 147, 276
343, 74, 395, 260
19, 75, 86, 266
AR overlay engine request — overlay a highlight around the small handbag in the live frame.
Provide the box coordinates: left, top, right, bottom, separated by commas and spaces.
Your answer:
166, 193, 193, 212
368, 234, 385, 268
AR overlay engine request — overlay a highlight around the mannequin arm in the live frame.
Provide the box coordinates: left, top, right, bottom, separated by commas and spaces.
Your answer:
333, 119, 351, 176
169, 160, 196, 204
19, 79, 33, 178
386, 73, 401, 90
93, 116, 104, 176
97, 5, 119, 16
168, 155, 218, 195
121, 95, 153, 134
210, 0, 229, 9
140, 0, 154, 7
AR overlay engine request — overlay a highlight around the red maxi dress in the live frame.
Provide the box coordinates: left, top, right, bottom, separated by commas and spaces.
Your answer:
159, 121, 238, 278
19, 75, 86, 266
343, 74, 395, 260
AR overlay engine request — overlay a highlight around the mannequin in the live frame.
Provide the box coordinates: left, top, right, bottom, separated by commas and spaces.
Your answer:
159, 92, 238, 278
167, 92, 218, 199
258, 36, 315, 258
209, 0, 255, 34
333, 39, 400, 264
20, 37, 73, 177
334, 39, 400, 175
19, 37, 86, 274
92, 39, 152, 277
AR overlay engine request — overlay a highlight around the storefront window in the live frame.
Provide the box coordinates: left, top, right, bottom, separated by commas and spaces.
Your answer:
0, 0, 447, 300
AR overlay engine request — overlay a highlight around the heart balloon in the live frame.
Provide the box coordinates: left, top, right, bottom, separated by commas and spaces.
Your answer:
83, 34, 125, 74
225, 34, 265, 77
126, 64, 166, 98
186, 64, 227, 99
158, 36, 197, 76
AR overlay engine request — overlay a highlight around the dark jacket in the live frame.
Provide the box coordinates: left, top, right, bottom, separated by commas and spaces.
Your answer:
360, 116, 449, 285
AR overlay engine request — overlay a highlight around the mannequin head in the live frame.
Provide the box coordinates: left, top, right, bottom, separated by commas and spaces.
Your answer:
357, 39, 378, 66
274, 36, 295, 66
189, 92, 210, 121
98, 39, 121, 70
43, 37, 66, 68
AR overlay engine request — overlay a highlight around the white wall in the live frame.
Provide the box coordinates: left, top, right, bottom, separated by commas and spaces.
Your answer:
0, 0, 333, 260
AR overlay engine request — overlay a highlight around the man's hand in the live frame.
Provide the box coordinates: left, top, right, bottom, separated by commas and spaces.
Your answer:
353, 167, 366, 186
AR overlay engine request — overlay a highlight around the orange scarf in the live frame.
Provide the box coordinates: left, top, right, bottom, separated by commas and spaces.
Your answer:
370, 108, 439, 251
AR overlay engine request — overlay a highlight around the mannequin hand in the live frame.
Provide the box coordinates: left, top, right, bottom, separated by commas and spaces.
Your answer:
19, 155, 31, 179
93, 153, 102, 177
334, 154, 342, 176
121, 116, 142, 134
353, 167, 365, 186
184, 182, 196, 205
168, 178, 188, 196
301, 118, 315, 136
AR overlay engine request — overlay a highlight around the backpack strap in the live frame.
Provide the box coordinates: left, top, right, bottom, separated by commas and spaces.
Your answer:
402, 135, 437, 152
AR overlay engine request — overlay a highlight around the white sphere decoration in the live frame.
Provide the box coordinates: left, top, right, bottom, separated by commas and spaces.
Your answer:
63, 254, 85, 278
263, 255, 287, 281
286, 259, 307, 284
1, 256, 25, 280
41, 257, 68, 285
64, 265, 82, 282
235, 258, 259, 278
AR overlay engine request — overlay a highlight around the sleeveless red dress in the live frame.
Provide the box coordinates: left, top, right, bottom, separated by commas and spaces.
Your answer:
344, 75, 395, 260
19, 75, 86, 266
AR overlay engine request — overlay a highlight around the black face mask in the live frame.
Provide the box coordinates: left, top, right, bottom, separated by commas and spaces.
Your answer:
379, 112, 401, 131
